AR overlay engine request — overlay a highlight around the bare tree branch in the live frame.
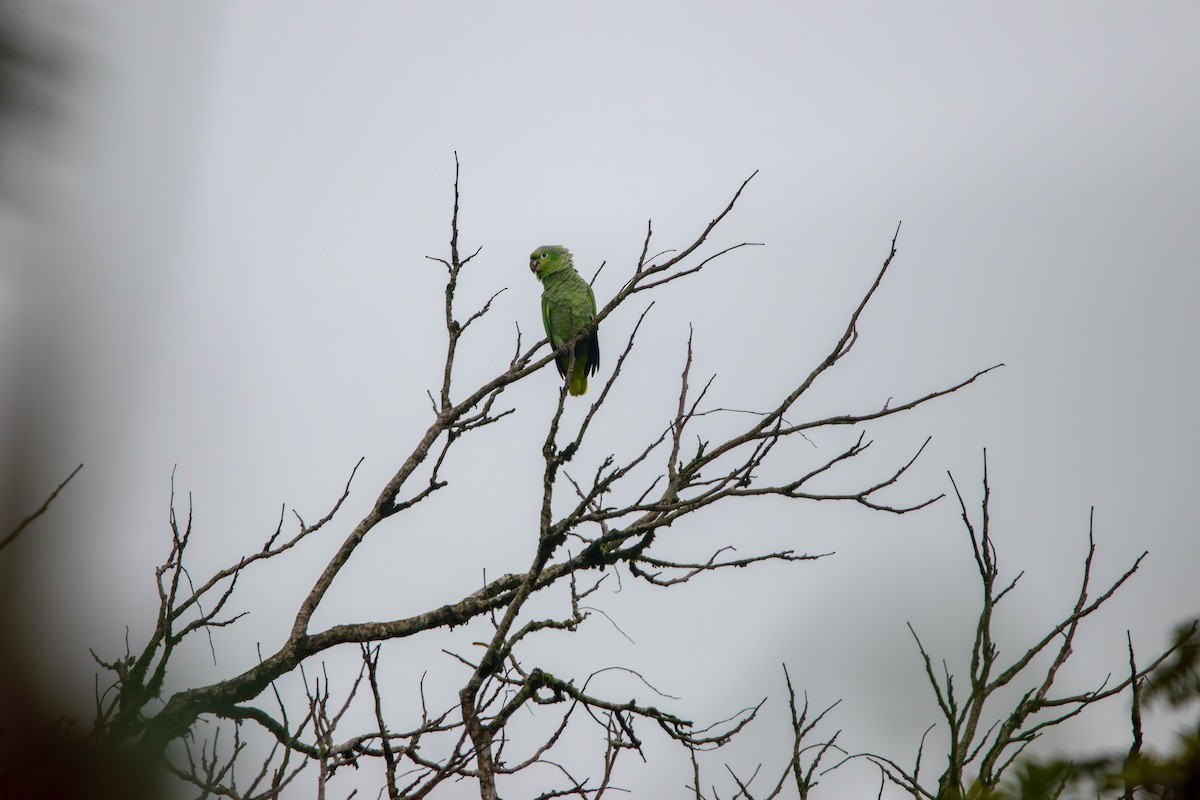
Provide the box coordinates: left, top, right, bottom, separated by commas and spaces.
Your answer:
75, 162, 1014, 800
857, 453, 1192, 799
0, 462, 82, 554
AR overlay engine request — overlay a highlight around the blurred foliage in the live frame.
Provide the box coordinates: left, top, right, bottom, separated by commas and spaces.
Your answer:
972, 760, 1074, 800
1146, 620, 1200, 709
0, 0, 67, 132
958, 730, 1200, 800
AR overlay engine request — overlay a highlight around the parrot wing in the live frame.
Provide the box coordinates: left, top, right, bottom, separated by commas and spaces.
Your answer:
542, 293, 569, 377
586, 283, 600, 375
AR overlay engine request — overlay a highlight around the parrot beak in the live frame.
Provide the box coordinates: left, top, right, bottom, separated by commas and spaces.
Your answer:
529, 258, 539, 275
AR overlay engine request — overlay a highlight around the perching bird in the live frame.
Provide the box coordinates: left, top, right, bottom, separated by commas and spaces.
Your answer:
529, 245, 600, 396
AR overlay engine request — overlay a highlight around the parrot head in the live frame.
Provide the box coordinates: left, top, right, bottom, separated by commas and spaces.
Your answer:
529, 245, 572, 279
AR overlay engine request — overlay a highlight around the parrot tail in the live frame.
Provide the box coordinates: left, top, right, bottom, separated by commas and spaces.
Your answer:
568, 368, 587, 396
568, 350, 589, 395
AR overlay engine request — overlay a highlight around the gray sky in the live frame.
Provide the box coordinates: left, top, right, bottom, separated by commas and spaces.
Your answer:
4, 2, 1199, 797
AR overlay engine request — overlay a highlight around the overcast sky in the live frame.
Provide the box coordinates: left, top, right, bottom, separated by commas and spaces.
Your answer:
3, 3, 1199, 797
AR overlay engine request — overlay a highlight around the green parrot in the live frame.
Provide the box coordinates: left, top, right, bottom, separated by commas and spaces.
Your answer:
529, 245, 600, 396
